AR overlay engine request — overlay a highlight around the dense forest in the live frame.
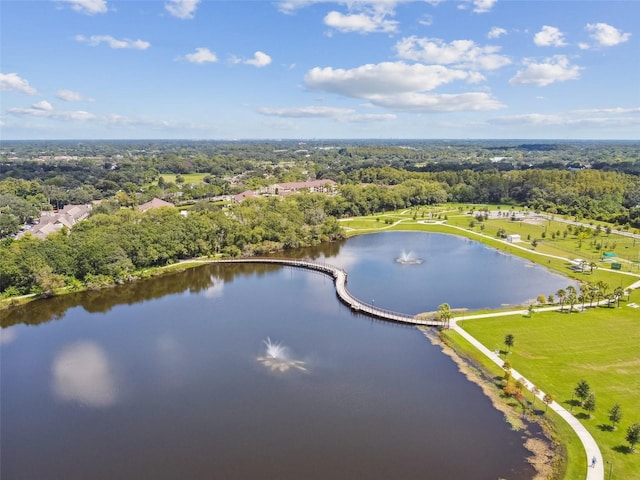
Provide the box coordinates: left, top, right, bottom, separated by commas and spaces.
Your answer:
1, 140, 639, 296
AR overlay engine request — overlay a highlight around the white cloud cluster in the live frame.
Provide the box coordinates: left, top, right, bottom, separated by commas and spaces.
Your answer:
305, 62, 503, 112
472, 0, 497, 14
165, 0, 201, 19
8, 101, 174, 128
396, 36, 511, 70
586, 22, 631, 47
75, 34, 151, 50
324, 10, 398, 34
258, 105, 396, 122
185, 47, 218, 64
534, 26, 567, 47
9, 104, 96, 121
245, 51, 272, 67
487, 27, 507, 39
510, 55, 582, 87
491, 109, 640, 130
0, 72, 38, 95
58, 0, 107, 15
56, 89, 94, 102
232, 51, 272, 68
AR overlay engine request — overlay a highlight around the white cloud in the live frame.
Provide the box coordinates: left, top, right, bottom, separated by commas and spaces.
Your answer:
58, 0, 107, 15
324, 10, 398, 34
75, 34, 150, 50
232, 51, 272, 67
395, 36, 511, 70
52, 341, 118, 407
9, 106, 96, 121
509, 55, 582, 87
472, 0, 497, 14
245, 51, 272, 68
277, 1, 414, 15
185, 47, 218, 64
56, 89, 94, 102
259, 105, 356, 118
366, 91, 504, 112
534, 26, 567, 47
32, 100, 53, 111
570, 107, 640, 115
586, 23, 631, 47
165, 0, 201, 19
0, 73, 38, 95
491, 111, 640, 129
0, 326, 17, 345
304, 61, 503, 112
487, 27, 507, 39
306, 62, 473, 97
258, 105, 395, 122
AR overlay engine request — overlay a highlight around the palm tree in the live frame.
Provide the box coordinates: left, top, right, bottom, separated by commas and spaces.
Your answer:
614, 286, 624, 307
566, 286, 577, 312
589, 262, 597, 274
437, 303, 452, 329
556, 288, 566, 311
504, 333, 515, 353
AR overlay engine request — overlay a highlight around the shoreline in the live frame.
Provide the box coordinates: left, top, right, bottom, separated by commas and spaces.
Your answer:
420, 327, 558, 480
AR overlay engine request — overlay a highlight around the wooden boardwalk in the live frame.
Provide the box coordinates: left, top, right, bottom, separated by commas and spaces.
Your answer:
214, 258, 442, 327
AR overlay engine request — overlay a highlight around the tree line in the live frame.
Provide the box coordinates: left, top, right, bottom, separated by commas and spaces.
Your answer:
0, 194, 344, 297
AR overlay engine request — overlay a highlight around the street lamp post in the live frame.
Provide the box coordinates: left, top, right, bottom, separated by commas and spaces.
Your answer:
606, 461, 613, 480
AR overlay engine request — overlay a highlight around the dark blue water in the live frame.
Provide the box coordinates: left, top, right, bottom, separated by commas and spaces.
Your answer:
0, 232, 563, 480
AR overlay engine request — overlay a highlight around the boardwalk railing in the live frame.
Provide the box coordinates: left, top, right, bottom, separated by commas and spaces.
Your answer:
214, 258, 442, 327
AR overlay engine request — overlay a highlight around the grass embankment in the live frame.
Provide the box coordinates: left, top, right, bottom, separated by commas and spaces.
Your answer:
342, 206, 640, 480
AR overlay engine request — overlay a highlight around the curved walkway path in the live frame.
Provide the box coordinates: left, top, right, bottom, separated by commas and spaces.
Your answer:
214, 256, 608, 479
214, 258, 442, 326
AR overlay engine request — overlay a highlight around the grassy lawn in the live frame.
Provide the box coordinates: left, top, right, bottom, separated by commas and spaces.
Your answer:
457, 292, 640, 480
442, 329, 586, 480
158, 172, 209, 185
344, 205, 640, 479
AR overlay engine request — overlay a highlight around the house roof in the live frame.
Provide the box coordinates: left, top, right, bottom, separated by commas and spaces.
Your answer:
138, 198, 175, 212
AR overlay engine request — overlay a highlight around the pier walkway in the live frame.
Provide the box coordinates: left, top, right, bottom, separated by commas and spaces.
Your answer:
214, 258, 442, 327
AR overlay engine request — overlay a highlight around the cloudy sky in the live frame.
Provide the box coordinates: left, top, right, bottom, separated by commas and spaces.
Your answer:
1, 0, 638, 139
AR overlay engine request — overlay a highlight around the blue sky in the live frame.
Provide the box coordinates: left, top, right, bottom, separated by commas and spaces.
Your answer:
1, 0, 638, 140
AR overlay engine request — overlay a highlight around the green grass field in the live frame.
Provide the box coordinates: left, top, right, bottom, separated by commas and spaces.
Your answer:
458, 294, 640, 480
343, 206, 640, 479
158, 172, 209, 185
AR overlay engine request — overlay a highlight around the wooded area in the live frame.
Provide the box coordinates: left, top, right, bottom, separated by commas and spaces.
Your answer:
1, 140, 639, 296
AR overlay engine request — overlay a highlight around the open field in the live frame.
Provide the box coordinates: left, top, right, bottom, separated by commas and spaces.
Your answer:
458, 292, 640, 480
158, 172, 209, 185
343, 205, 640, 479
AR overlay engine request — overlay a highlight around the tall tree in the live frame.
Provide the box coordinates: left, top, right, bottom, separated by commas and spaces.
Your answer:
504, 333, 515, 353
626, 423, 640, 452
584, 393, 596, 418
608, 403, 622, 430
574, 379, 591, 406
437, 303, 452, 329
556, 288, 566, 311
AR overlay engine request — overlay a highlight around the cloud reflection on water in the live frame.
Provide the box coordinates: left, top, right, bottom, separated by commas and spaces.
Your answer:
0, 326, 18, 346
52, 341, 118, 407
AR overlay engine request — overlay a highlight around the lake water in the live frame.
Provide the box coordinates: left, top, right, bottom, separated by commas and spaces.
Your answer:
1, 232, 573, 479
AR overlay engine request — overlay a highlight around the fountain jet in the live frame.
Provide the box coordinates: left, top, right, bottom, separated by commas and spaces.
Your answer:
395, 250, 424, 265
258, 338, 307, 372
